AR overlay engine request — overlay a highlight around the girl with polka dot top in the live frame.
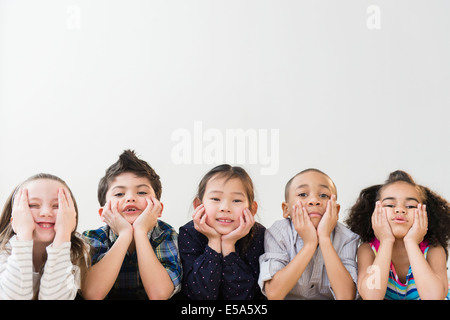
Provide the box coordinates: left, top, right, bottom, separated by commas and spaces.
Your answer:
178, 164, 265, 300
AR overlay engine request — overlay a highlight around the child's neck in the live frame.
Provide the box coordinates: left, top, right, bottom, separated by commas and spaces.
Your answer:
391, 238, 410, 283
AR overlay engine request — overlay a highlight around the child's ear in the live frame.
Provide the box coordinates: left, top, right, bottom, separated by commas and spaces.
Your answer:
336, 203, 341, 215
282, 202, 289, 219
98, 207, 104, 221
159, 202, 164, 217
193, 197, 202, 209
250, 201, 258, 216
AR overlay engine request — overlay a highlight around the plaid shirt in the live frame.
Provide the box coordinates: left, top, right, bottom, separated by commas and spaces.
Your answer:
82, 220, 182, 299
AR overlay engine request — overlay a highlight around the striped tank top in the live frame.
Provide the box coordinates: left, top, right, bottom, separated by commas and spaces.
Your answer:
369, 238, 450, 300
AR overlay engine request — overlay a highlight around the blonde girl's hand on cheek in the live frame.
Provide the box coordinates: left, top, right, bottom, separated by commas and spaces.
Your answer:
192, 204, 221, 251
372, 201, 394, 244
291, 201, 318, 247
221, 208, 255, 255
54, 188, 77, 246
101, 200, 133, 237
133, 197, 161, 234
11, 188, 35, 241
404, 204, 428, 246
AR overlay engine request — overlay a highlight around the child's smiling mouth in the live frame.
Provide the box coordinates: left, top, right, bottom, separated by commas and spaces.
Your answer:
123, 205, 141, 214
217, 218, 233, 224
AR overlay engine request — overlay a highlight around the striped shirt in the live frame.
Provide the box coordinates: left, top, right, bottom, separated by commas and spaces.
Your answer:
258, 218, 359, 300
0, 236, 80, 300
369, 238, 450, 300
83, 219, 182, 299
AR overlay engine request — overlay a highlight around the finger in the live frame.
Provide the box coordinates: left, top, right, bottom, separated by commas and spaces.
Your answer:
13, 188, 23, 209
192, 204, 205, 220
111, 200, 120, 215
64, 188, 75, 209
245, 208, 255, 224
422, 204, 428, 229
151, 197, 162, 213
58, 188, 68, 209
143, 197, 154, 213
20, 188, 29, 208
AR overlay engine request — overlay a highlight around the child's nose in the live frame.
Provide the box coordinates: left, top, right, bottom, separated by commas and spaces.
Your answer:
125, 192, 136, 202
395, 206, 406, 214
219, 201, 231, 212
39, 205, 54, 217
307, 197, 321, 206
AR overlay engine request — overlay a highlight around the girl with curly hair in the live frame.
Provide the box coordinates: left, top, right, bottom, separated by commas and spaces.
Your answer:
345, 170, 450, 300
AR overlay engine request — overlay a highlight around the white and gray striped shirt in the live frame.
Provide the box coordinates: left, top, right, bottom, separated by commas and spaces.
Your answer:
0, 236, 80, 300
258, 219, 359, 300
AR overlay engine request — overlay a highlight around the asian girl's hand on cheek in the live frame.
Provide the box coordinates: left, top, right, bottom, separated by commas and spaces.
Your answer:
221, 208, 255, 245
192, 204, 220, 240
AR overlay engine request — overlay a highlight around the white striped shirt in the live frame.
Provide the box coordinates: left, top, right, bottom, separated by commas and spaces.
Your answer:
0, 236, 80, 300
258, 219, 359, 300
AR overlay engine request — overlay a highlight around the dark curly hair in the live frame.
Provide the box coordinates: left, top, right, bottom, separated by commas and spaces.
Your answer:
345, 170, 450, 257
97, 149, 162, 206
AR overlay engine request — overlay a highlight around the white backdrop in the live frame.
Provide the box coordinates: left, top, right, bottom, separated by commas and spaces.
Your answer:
1, 1, 449, 273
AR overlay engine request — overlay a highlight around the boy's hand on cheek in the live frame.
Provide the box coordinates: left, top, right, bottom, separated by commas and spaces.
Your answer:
292, 201, 318, 247
317, 195, 338, 241
101, 200, 132, 237
133, 197, 161, 234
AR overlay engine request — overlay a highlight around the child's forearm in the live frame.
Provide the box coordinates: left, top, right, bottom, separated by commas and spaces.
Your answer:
82, 232, 132, 300
405, 242, 448, 300
264, 243, 316, 300
358, 241, 393, 300
135, 230, 174, 300
319, 238, 356, 300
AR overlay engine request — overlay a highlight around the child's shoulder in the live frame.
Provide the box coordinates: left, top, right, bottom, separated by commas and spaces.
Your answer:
267, 218, 294, 234
152, 219, 178, 240
335, 221, 360, 241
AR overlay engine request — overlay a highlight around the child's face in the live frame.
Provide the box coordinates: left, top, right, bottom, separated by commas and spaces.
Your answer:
105, 172, 156, 225
201, 176, 251, 235
24, 179, 66, 244
283, 171, 338, 228
379, 181, 422, 238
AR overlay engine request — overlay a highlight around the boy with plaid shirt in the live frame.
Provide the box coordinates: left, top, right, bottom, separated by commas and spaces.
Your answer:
82, 150, 182, 299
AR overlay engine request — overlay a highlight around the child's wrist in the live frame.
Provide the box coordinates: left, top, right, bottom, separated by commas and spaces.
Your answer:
208, 237, 222, 253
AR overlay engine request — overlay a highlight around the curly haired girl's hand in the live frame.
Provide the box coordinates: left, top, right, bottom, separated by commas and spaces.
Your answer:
404, 204, 428, 246
372, 201, 395, 244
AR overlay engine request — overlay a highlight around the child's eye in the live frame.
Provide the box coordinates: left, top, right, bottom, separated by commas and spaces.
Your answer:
319, 194, 330, 199
233, 199, 243, 203
138, 192, 148, 195
383, 204, 395, 208
114, 193, 125, 197
210, 197, 220, 201
406, 205, 417, 209
53, 205, 59, 209
29, 204, 40, 208
298, 193, 307, 197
